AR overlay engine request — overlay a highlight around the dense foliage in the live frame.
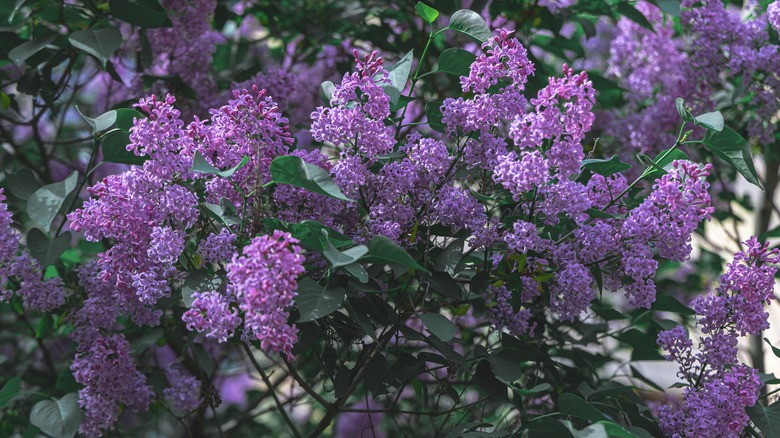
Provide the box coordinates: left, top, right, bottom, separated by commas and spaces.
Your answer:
2, 1, 780, 437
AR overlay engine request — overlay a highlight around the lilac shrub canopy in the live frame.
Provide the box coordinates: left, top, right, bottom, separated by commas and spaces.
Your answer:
1, 1, 779, 437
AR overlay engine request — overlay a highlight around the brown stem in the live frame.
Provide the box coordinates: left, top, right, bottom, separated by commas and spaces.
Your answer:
306, 322, 402, 438
241, 343, 303, 438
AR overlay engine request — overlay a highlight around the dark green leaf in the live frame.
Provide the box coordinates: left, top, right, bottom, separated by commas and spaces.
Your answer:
191, 151, 249, 178
434, 238, 465, 272
415, 2, 439, 23
694, 111, 724, 132
6, 168, 41, 200
27, 171, 78, 231
434, 48, 476, 77
585, 208, 617, 219
650, 0, 680, 16
650, 295, 695, 316
264, 219, 352, 251
764, 338, 780, 359
8, 34, 57, 64
747, 402, 780, 437
324, 243, 368, 269
490, 350, 525, 384
109, 0, 168, 27
383, 50, 413, 109
29, 393, 83, 438
616, 3, 654, 31
68, 26, 122, 68
559, 393, 607, 422
474, 359, 508, 401
516, 383, 552, 395
319, 80, 335, 104
642, 148, 689, 181
580, 155, 631, 177
702, 125, 762, 189
101, 130, 148, 165
203, 202, 240, 227
115, 108, 143, 132
524, 418, 574, 438
428, 270, 461, 298
448, 9, 492, 42
362, 235, 429, 273
425, 100, 445, 132
27, 229, 71, 268
181, 270, 223, 307
76, 107, 116, 133
675, 98, 693, 122
364, 354, 389, 396
270, 155, 352, 201
421, 313, 456, 342
0, 377, 21, 409
569, 421, 641, 438
295, 278, 345, 322
343, 262, 368, 283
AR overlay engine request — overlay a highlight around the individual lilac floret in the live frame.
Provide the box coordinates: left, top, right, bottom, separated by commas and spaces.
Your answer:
227, 231, 305, 359
163, 365, 203, 415
71, 334, 153, 438
182, 291, 241, 343
198, 229, 236, 264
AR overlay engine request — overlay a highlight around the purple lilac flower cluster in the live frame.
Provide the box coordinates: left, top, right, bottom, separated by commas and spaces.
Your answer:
65, 86, 301, 431
163, 365, 203, 415
227, 231, 305, 359
605, 0, 780, 150
657, 237, 779, 437
0, 190, 66, 311
605, 1, 697, 154
191, 86, 294, 208
182, 290, 241, 343
71, 334, 154, 437
680, 0, 780, 144
146, 0, 222, 107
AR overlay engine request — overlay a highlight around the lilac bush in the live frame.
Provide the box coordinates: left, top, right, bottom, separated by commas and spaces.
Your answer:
1, 1, 780, 437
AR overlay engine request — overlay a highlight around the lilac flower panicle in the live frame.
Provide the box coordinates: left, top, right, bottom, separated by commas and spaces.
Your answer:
9, 252, 66, 312
310, 50, 394, 158
164, 366, 203, 415
71, 334, 153, 437
461, 28, 534, 94
182, 290, 241, 342
657, 238, 778, 437
227, 231, 305, 358
485, 285, 536, 337
198, 229, 236, 264
770, 2, 780, 32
